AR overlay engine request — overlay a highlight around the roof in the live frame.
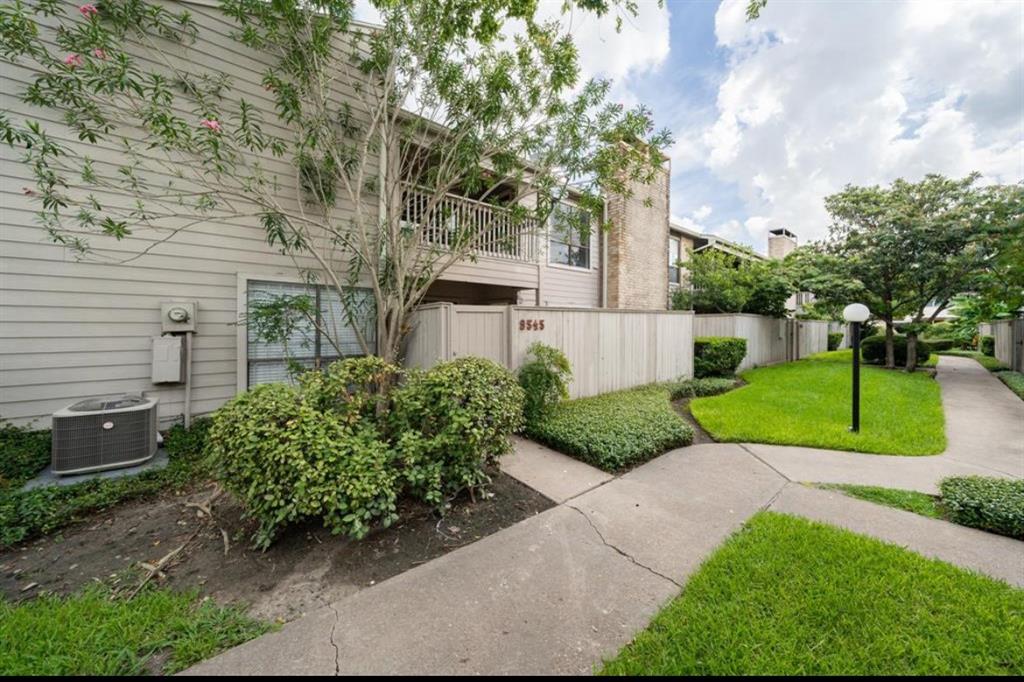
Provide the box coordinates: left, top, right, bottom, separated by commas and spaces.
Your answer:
669, 219, 765, 261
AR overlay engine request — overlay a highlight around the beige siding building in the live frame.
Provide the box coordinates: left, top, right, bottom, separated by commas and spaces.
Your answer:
0, 0, 674, 428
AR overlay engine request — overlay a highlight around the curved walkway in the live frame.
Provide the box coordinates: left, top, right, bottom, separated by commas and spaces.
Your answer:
742, 354, 1024, 493
184, 356, 1022, 676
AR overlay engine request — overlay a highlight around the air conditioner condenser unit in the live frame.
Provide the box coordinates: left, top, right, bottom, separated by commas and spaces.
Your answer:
51, 395, 159, 475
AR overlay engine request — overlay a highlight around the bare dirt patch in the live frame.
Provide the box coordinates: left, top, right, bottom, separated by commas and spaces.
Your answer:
0, 471, 552, 623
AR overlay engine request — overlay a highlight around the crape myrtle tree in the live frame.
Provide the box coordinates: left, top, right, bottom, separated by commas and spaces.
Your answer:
0, 0, 674, 364
791, 175, 1021, 370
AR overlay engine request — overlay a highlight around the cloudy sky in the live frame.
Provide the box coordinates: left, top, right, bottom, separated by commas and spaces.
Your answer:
359, 0, 1023, 254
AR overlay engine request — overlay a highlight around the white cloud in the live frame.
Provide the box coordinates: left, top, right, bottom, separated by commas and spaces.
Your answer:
699, 0, 1023, 245
692, 205, 712, 220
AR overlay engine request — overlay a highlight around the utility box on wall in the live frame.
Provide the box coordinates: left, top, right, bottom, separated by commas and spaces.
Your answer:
152, 335, 185, 383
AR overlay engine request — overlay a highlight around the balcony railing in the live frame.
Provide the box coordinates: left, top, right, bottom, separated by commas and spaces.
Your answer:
401, 183, 537, 262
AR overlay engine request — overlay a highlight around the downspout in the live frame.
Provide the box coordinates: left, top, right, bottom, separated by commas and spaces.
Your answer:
601, 197, 609, 308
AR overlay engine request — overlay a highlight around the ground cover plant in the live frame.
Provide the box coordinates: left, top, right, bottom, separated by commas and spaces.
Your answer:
995, 370, 1024, 400
600, 512, 1024, 675
526, 385, 692, 471
940, 476, 1024, 539
0, 421, 51, 490
0, 585, 270, 676
690, 350, 945, 455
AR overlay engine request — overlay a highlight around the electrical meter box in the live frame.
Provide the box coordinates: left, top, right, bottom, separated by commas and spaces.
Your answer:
152, 335, 185, 383
160, 301, 198, 333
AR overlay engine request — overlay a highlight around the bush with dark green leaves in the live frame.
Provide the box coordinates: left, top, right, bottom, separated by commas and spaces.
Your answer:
0, 421, 51, 490
980, 335, 995, 356
517, 342, 572, 425
207, 382, 399, 549
668, 377, 739, 400
391, 357, 524, 506
527, 386, 692, 471
827, 332, 843, 351
923, 338, 957, 352
162, 416, 212, 459
694, 337, 747, 378
939, 476, 1024, 539
860, 334, 930, 366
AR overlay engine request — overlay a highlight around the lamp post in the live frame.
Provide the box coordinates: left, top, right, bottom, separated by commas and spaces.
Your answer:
843, 303, 871, 432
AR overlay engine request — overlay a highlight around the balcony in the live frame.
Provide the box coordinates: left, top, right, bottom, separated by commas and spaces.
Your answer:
401, 183, 538, 262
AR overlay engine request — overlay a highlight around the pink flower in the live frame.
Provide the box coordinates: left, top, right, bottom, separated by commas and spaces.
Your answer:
63, 54, 84, 68
199, 119, 222, 133
92, 48, 107, 60
79, 4, 99, 17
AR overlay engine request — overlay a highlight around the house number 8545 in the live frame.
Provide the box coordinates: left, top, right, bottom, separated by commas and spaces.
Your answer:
519, 319, 545, 331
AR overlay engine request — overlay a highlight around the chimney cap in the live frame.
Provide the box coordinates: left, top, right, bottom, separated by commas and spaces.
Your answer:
769, 228, 797, 238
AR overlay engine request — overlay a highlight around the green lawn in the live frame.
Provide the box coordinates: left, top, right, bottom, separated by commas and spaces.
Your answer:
600, 512, 1024, 676
0, 586, 270, 675
821, 483, 944, 519
526, 385, 693, 471
689, 351, 946, 455
995, 371, 1024, 401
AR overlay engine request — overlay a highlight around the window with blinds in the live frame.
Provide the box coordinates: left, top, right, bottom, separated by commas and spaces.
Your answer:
246, 280, 376, 388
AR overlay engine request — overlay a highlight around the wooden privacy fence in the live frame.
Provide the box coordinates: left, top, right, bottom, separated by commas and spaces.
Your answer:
403, 304, 695, 398
692, 314, 831, 371
990, 318, 1024, 371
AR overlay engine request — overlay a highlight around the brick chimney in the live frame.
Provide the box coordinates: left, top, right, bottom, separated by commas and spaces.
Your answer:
768, 228, 797, 259
605, 157, 671, 310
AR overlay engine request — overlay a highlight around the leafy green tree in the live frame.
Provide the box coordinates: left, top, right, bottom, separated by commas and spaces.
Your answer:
671, 249, 793, 318
0, 0, 670, 363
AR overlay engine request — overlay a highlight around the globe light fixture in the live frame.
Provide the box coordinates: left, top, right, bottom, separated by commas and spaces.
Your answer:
842, 303, 871, 432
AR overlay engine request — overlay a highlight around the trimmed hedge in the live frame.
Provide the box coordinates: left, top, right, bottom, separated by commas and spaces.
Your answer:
860, 334, 931, 366
827, 332, 843, 351
694, 337, 747, 378
924, 338, 957, 352
939, 476, 1024, 539
527, 386, 693, 471
980, 335, 995, 356
668, 377, 740, 400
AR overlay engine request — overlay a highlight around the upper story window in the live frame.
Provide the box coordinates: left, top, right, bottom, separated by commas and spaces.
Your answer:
549, 202, 591, 269
668, 236, 681, 284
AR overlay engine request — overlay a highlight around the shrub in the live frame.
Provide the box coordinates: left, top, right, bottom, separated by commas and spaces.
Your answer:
527, 386, 693, 471
694, 337, 747, 378
668, 377, 739, 400
995, 371, 1024, 401
163, 417, 212, 459
827, 332, 843, 351
980, 335, 995, 356
300, 355, 402, 427
207, 383, 398, 549
0, 421, 51, 490
924, 338, 957, 352
860, 334, 930, 366
940, 476, 1024, 539
391, 357, 524, 506
518, 342, 572, 425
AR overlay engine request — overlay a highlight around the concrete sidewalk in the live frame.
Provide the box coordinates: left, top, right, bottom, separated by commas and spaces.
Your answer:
184, 354, 1023, 675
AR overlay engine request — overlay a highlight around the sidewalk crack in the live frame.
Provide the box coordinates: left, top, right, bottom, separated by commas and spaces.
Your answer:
738, 443, 793, 483
326, 601, 341, 676
566, 504, 682, 589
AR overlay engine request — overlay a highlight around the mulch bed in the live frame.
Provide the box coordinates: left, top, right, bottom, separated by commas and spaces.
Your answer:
0, 472, 553, 623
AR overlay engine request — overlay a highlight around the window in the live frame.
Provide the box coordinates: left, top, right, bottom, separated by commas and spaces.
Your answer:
246, 280, 376, 387
668, 236, 681, 285
548, 202, 591, 269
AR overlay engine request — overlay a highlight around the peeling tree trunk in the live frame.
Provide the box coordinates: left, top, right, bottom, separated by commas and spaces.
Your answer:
884, 320, 896, 369
905, 331, 918, 372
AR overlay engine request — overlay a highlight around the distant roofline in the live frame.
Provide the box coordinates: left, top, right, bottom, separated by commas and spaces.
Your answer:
669, 219, 766, 260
